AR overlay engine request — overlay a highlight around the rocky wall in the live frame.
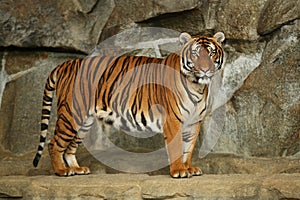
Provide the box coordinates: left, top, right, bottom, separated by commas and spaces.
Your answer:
0, 0, 299, 174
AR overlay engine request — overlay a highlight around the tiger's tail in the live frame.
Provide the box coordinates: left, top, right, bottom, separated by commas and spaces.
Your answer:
33, 69, 57, 168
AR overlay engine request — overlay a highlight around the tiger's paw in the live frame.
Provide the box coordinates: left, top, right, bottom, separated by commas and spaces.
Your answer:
74, 166, 91, 175
170, 168, 192, 178
55, 168, 76, 176
188, 166, 202, 176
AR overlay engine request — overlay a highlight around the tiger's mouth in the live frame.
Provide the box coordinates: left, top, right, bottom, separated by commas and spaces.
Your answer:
197, 76, 211, 84
194, 73, 213, 84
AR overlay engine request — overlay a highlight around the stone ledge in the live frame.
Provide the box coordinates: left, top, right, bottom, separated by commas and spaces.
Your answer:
0, 174, 299, 199
1, 154, 300, 176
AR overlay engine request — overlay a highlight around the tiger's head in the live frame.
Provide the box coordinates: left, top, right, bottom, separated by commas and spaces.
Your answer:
179, 32, 225, 85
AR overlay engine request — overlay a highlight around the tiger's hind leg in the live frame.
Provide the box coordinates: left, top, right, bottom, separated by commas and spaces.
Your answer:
48, 134, 75, 176
63, 117, 94, 175
64, 134, 90, 175
48, 118, 79, 176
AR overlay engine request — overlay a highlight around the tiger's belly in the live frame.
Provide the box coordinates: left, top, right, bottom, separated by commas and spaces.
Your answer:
94, 105, 204, 136
95, 109, 164, 135
113, 116, 164, 135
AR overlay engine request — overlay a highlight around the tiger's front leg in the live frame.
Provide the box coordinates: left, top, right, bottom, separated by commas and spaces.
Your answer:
182, 122, 202, 176
164, 119, 192, 178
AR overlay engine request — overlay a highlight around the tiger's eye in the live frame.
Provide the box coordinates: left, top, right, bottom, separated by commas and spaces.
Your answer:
192, 50, 199, 57
210, 50, 216, 56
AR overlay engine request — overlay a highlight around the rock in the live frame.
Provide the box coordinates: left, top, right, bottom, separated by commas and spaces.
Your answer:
201, 0, 219, 30
102, 0, 199, 25
90, 27, 181, 57
73, 0, 99, 13
0, 0, 114, 53
124, 0, 199, 22
215, 0, 267, 40
197, 154, 300, 175
100, 1, 203, 41
0, 174, 299, 199
65, 0, 115, 52
227, 21, 300, 156
257, 0, 300, 35
137, 7, 206, 37
0, 51, 85, 154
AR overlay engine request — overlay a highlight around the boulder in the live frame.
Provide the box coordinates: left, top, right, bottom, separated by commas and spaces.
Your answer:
100, 1, 203, 41
226, 21, 300, 156
257, 0, 300, 35
215, 0, 266, 40
0, 0, 114, 53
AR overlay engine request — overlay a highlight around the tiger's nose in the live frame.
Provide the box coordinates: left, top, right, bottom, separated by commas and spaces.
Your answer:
200, 67, 210, 73
194, 67, 209, 75
194, 66, 210, 73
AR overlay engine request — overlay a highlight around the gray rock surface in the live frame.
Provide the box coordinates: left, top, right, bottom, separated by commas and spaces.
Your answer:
215, 0, 266, 40
229, 21, 300, 156
0, 174, 299, 199
257, 0, 300, 35
0, 0, 114, 53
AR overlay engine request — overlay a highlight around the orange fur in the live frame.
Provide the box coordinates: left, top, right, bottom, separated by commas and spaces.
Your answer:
33, 32, 225, 177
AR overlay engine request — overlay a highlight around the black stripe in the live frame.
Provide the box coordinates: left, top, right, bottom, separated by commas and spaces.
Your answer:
59, 136, 73, 143
59, 115, 78, 135
120, 77, 134, 113
78, 61, 89, 111
83, 58, 94, 111
38, 145, 44, 151
43, 95, 53, 102
120, 117, 130, 132
181, 57, 192, 71
55, 136, 70, 148
92, 56, 106, 82
156, 119, 161, 130
148, 103, 154, 122
33, 153, 41, 167
49, 74, 56, 85
72, 94, 84, 125
126, 110, 136, 129
141, 111, 147, 127
41, 123, 48, 131
199, 105, 207, 116
42, 109, 50, 115
45, 82, 55, 91
112, 96, 118, 112
39, 136, 46, 143
180, 74, 197, 104
108, 57, 130, 100
170, 105, 183, 123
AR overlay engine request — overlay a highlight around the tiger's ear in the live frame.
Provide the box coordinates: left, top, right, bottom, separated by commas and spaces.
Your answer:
179, 32, 192, 45
213, 32, 225, 43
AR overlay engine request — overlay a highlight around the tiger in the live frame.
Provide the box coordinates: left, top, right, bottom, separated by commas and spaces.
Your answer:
33, 32, 225, 178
